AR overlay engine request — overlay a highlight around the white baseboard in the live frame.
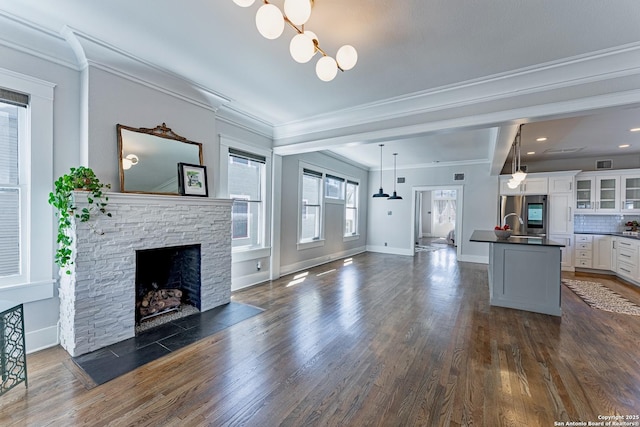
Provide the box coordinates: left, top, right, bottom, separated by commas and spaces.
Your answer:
366, 245, 414, 256
458, 254, 489, 264
279, 247, 366, 277
26, 325, 59, 354
232, 270, 271, 292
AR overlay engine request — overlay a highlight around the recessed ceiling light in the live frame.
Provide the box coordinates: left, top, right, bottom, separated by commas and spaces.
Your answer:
619, 144, 631, 148
536, 137, 547, 142
527, 151, 535, 155
630, 128, 640, 132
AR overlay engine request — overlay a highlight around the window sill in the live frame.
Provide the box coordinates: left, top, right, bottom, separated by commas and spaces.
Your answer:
232, 247, 271, 263
297, 239, 325, 251
343, 234, 360, 242
0, 280, 55, 304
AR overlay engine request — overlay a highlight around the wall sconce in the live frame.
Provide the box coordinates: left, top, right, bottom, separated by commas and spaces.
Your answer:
122, 154, 139, 170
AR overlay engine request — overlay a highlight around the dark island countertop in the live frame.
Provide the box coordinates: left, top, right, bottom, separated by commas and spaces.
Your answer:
470, 230, 565, 247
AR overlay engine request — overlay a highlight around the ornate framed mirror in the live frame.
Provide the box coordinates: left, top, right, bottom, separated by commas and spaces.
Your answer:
117, 123, 203, 194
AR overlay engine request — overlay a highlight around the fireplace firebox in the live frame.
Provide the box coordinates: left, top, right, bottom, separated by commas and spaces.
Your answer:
135, 244, 202, 325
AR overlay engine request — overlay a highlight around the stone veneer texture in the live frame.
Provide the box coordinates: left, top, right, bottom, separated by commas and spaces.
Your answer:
59, 193, 232, 357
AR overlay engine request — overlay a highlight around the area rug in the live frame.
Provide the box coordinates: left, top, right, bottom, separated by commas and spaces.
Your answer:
562, 279, 640, 316
415, 245, 447, 252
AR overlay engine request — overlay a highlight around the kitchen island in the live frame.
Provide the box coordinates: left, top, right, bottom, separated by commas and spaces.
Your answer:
470, 230, 565, 316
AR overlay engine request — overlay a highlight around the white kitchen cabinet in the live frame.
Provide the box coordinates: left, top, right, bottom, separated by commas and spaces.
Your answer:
574, 234, 592, 268
548, 176, 573, 193
593, 235, 612, 270
550, 234, 573, 269
575, 177, 594, 212
574, 174, 620, 213
548, 175, 575, 235
596, 176, 619, 212
615, 238, 638, 280
499, 176, 548, 195
620, 174, 640, 213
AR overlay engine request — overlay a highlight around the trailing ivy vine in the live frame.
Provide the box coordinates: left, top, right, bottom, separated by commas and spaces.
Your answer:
48, 166, 112, 274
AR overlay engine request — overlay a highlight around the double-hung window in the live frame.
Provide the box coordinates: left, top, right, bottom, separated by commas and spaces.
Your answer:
228, 148, 266, 249
0, 90, 28, 285
300, 168, 323, 242
325, 174, 345, 200
345, 180, 359, 236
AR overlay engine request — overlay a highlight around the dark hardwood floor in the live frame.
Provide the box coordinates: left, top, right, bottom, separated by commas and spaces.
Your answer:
2, 247, 640, 426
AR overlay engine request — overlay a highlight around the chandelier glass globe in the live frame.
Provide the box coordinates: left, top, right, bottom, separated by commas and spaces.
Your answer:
233, 0, 255, 7
336, 45, 358, 70
316, 56, 338, 82
284, 0, 311, 26
290, 33, 316, 63
255, 4, 285, 40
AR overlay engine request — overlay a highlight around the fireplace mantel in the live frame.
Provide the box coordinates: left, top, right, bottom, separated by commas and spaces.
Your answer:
58, 192, 233, 356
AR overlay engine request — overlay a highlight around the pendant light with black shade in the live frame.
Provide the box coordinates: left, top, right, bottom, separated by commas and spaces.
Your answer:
372, 144, 389, 198
388, 153, 402, 200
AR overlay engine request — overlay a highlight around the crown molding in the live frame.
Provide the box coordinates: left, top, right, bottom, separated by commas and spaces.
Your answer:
61, 26, 231, 112
273, 42, 640, 143
217, 104, 274, 139
0, 11, 79, 70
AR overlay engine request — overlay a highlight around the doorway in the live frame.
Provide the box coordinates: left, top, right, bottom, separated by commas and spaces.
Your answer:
412, 185, 463, 257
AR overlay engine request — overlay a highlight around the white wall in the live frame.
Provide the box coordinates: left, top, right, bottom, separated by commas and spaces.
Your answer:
216, 121, 274, 291
279, 152, 369, 274
86, 66, 218, 190
367, 163, 497, 262
0, 41, 82, 353
0, 28, 224, 352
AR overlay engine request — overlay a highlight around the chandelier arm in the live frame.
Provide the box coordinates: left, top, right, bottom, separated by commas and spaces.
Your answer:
272, 1, 347, 72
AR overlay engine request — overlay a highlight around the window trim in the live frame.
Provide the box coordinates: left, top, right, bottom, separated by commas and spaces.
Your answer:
297, 162, 361, 249
298, 167, 324, 245
0, 104, 28, 285
344, 179, 360, 239
0, 67, 55, 303
220, 136, 272, 258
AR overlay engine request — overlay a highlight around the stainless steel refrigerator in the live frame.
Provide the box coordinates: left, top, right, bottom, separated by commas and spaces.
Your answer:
498, 194, 548, 236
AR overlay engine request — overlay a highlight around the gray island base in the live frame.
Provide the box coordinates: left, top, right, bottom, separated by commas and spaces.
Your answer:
470, 230, 565, 317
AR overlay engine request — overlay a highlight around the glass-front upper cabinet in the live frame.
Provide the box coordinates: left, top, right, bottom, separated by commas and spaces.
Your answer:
596, 177, 619, 212
575, 175, 619, 213
575, 177, 594, 211
621, 175, 640, 212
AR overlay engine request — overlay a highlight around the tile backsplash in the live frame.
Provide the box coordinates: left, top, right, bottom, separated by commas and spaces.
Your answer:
573, 214, 640, 233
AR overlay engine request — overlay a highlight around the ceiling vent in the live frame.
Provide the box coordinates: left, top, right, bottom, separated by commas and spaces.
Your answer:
454, 173, 465, 181
596, 159, 613, 170
544, 147, 583, 155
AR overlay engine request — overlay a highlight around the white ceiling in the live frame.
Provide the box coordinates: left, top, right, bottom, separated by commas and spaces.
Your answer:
2, 0, 640, 170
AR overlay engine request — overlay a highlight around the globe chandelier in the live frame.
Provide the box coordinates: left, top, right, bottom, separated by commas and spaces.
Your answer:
232, 0, 358, 82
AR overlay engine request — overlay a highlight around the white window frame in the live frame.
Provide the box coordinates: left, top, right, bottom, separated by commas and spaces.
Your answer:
298, 167, 324, 248
220, 136, 272, 260
0, 103, 27, 284
344, 180, 360, 240
325, 174, 345, 200
297, 162, 361, 249
0, 68, 55, 303
230, 194, 251, 242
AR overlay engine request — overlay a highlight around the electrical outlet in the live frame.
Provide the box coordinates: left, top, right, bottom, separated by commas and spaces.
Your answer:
256, 261, 261, 271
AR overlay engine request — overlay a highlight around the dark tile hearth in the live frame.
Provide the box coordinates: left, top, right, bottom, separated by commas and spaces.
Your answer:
72, 302, 263, 386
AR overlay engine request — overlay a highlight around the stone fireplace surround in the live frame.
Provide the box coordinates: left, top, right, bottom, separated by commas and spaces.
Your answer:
59, 192, 232, 357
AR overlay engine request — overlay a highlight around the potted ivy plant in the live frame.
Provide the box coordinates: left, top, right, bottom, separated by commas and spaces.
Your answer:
48, 166, 112, 274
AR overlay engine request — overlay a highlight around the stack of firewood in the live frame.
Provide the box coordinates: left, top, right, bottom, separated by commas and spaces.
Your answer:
138, 288, 182, 317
